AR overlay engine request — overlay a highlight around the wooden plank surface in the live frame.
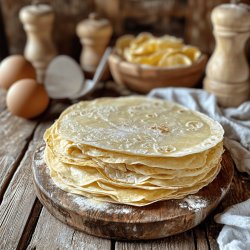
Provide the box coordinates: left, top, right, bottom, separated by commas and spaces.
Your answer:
0, 88, 7, 112
193, 225, 210, 250
0, 90, 37, 202
0, 122, 50, 249
27, 207, 111, 250
115, 230, 195, 250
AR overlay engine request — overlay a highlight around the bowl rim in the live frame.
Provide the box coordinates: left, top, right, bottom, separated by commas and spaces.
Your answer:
109, 50, 207, 73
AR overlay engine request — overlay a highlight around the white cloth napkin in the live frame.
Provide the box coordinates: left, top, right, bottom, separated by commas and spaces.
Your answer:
215, 199, 250, 250
148, 87, 250, 250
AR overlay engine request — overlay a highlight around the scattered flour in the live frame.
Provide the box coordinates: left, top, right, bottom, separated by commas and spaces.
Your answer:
34, 145, 46, 166
73, 196, 109, 210
179, 195, 209, 225
34, 157, 45, 167
70, 194, 133, 215
179, 195, 208, 212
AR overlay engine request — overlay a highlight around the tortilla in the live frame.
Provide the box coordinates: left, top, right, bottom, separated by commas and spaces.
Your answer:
56, 97, 224, 157
43, 96, 224, 206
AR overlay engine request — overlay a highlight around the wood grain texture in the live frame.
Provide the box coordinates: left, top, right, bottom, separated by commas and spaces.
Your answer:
193, 224, 210, 250
27, 207, 111, 250
32, 148, 234, 240
0, 88, 7, 112
0, 103, 37, 201
1, 0, 94, 58
115, 230, 195, 250
17, 199, 43, 250
0, 93, 98, 203
0, 121, 51, 250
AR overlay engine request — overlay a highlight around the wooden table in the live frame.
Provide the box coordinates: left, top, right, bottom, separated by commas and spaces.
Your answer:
0, 83, 250, 250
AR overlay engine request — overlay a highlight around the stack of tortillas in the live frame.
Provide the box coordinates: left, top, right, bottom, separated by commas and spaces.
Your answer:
44, 96, 224, 206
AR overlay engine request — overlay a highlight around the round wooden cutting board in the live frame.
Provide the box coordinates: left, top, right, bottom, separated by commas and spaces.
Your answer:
32, 144, 234, 240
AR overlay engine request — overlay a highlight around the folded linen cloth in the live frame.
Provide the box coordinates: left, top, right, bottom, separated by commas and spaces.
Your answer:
215, 199, 250, 250
148, 87, 250, 250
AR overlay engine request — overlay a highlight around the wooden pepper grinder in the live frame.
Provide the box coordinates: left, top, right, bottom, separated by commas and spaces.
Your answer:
203, 1, 250, 107
76, 13, 113, 76
19, 3, 57, 83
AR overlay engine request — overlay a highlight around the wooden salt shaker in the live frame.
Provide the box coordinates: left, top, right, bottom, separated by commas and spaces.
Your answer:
19, 3, 57, 83
203, 2, 250, 107
76, 13, 113, 75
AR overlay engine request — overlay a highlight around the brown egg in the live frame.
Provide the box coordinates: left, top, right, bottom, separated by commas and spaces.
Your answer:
6, 79, 49, 119
0, 55, 36, 89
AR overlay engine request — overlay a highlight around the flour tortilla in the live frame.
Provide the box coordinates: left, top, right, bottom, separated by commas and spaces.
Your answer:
45, 146, 221, 188
45, 146, 221, 206
56, 96, 224, 157
43, 96, 224, 206
44, 123, 223, 171
44, 124, 223, 180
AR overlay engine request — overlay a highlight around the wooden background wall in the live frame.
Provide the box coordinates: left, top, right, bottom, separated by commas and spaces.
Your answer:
0, 0, 94, 60
1, 0, 250, 61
